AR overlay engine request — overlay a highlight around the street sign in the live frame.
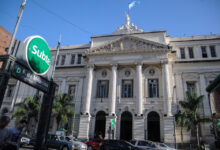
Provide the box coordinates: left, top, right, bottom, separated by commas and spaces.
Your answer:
11, 61, 50, 93
25, 36, 51, 75
111, 119, 114, 128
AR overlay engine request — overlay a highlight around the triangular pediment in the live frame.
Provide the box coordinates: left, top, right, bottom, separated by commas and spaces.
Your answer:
87, 35, 169, 55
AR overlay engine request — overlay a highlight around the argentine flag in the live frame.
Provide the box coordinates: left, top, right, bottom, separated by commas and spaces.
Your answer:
128, 1, 140, 10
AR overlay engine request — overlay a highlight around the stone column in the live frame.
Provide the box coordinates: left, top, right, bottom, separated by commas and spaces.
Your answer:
136, 63, 143, 115
176, 73, 184, 101
110, 64, 117, 115
78, 65, 94, 139
84, 65, 94, 114
133, 116, 144, 140
199, 74, 211, 116
162, 60, 172, 116
199, 74, 214, 143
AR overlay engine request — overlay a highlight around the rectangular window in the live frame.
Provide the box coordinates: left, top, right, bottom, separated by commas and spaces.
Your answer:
201, 46, 208, 58
180, 48, 185, 59
148, 79, 159, 98
56, 55, 60, 65
210, 46, 216, 57
77, 54, 82, 64
68, 85, 76, 100
121, 79, 133, 98
96, 80, 109, 98
61, 55, 66, 65
186, 82, 196, 94
71, 54, 75, 64
6, 85, 15, 97
188, 47, 194, 58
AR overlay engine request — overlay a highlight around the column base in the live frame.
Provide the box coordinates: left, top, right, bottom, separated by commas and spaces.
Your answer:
133, 116, 144, 140
164, 116, 175, 147
78, 115, 90, 139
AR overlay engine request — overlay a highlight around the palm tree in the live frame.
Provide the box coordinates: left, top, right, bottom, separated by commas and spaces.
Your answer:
12, 95, 41, 135
178, 91, 212, 150
175, 111, 189, 143
51, 93, 74, 130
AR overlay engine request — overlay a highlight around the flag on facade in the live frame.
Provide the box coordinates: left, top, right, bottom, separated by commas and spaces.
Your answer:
128, 1, 140, 10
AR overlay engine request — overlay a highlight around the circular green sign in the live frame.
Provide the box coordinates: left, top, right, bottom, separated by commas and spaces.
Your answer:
25, 36, 51, 75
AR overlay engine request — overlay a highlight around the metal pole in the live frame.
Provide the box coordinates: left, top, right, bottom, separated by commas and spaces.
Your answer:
10, 80, 21, 112
51, 36, 61, 79
34, 81, 56, 150
8, 0, 26, 55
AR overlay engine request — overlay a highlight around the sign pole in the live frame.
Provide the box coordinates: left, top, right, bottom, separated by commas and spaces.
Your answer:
8, 0, 26, 55
34, 80, 56, 150
0, 0, 26, 109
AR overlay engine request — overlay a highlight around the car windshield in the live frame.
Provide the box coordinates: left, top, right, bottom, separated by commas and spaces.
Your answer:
158, 143, 167, 147
130, 140, 136, 145
65, 137, 71, 142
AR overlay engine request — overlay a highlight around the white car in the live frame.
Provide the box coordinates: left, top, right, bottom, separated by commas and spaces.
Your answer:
65, 136, 87, 150
130, 140, 160, 150
155, 142, 176, 150
20, 136, 30, 147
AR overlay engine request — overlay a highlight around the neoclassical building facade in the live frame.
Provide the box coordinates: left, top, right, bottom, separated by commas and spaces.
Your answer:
2, 15, 220, 146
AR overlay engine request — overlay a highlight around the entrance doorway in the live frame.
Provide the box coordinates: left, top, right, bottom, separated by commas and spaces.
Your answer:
94, 111, 106, 138
147, 111, 160, 142
120, 111, 132, 140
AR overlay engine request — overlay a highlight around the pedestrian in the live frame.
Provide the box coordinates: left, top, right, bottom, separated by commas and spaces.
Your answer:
0, 115, 11, 150
8, 119, 27, 149
98, 131, 103, 140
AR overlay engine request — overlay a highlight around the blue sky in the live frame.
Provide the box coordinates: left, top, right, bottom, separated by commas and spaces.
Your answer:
1, 0, 220, 47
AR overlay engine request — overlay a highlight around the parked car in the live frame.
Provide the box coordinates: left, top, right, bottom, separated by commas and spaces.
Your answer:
154, 142, 176, 150
130, 140, 160, 150
65, 136, 88, 150
47, 134, 74, 150
85, 139, 104, 150
20, 136, 31, 147
29, 134, 75, 150
99, 140, 145, 150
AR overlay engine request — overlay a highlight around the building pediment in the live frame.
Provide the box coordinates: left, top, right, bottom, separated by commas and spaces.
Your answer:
87, 35, 169, 55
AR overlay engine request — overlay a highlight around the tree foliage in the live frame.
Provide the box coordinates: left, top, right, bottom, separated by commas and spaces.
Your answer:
12, 95, 41, 135
51, 93, 75, 130
178, 91, 212, 149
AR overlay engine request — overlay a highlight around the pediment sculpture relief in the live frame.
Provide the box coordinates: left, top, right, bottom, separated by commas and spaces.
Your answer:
88, 36, 169, 55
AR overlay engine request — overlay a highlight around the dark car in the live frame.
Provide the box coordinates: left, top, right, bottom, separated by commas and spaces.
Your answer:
99, 140, 145, 150
30, 134, 74, 150
47, 134, 74, 150
85, 139, 104, 150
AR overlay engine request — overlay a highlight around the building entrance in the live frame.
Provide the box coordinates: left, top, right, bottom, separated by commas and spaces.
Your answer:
120, 111, 132, 140
148, 111, 160, 142
94, 111, 106, 138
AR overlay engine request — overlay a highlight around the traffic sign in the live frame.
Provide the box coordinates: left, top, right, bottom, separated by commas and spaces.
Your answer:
217, 119, 220, 128
111, 119, 114, 128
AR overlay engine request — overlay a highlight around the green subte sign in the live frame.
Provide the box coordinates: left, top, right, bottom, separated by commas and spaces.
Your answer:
25, 36, 51, 75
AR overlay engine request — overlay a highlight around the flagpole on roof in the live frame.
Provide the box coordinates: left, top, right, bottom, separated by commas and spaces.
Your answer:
51, 34, 61, 79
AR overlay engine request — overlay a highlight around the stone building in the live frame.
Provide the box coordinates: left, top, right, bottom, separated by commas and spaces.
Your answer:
1, 14, 220, 147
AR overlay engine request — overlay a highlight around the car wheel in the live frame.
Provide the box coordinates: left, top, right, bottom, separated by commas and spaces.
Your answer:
62, 146, 69, 150
88, 146, 93, 150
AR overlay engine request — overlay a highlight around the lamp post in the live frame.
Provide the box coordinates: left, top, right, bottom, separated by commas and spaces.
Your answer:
8, 0, 26, 55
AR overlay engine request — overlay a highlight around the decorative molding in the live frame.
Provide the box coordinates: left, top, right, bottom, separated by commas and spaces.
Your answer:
87, 35, 169, 55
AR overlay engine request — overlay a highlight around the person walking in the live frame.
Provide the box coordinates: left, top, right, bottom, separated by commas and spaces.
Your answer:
0, 115, 11, 150
8, 119, 27, 149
